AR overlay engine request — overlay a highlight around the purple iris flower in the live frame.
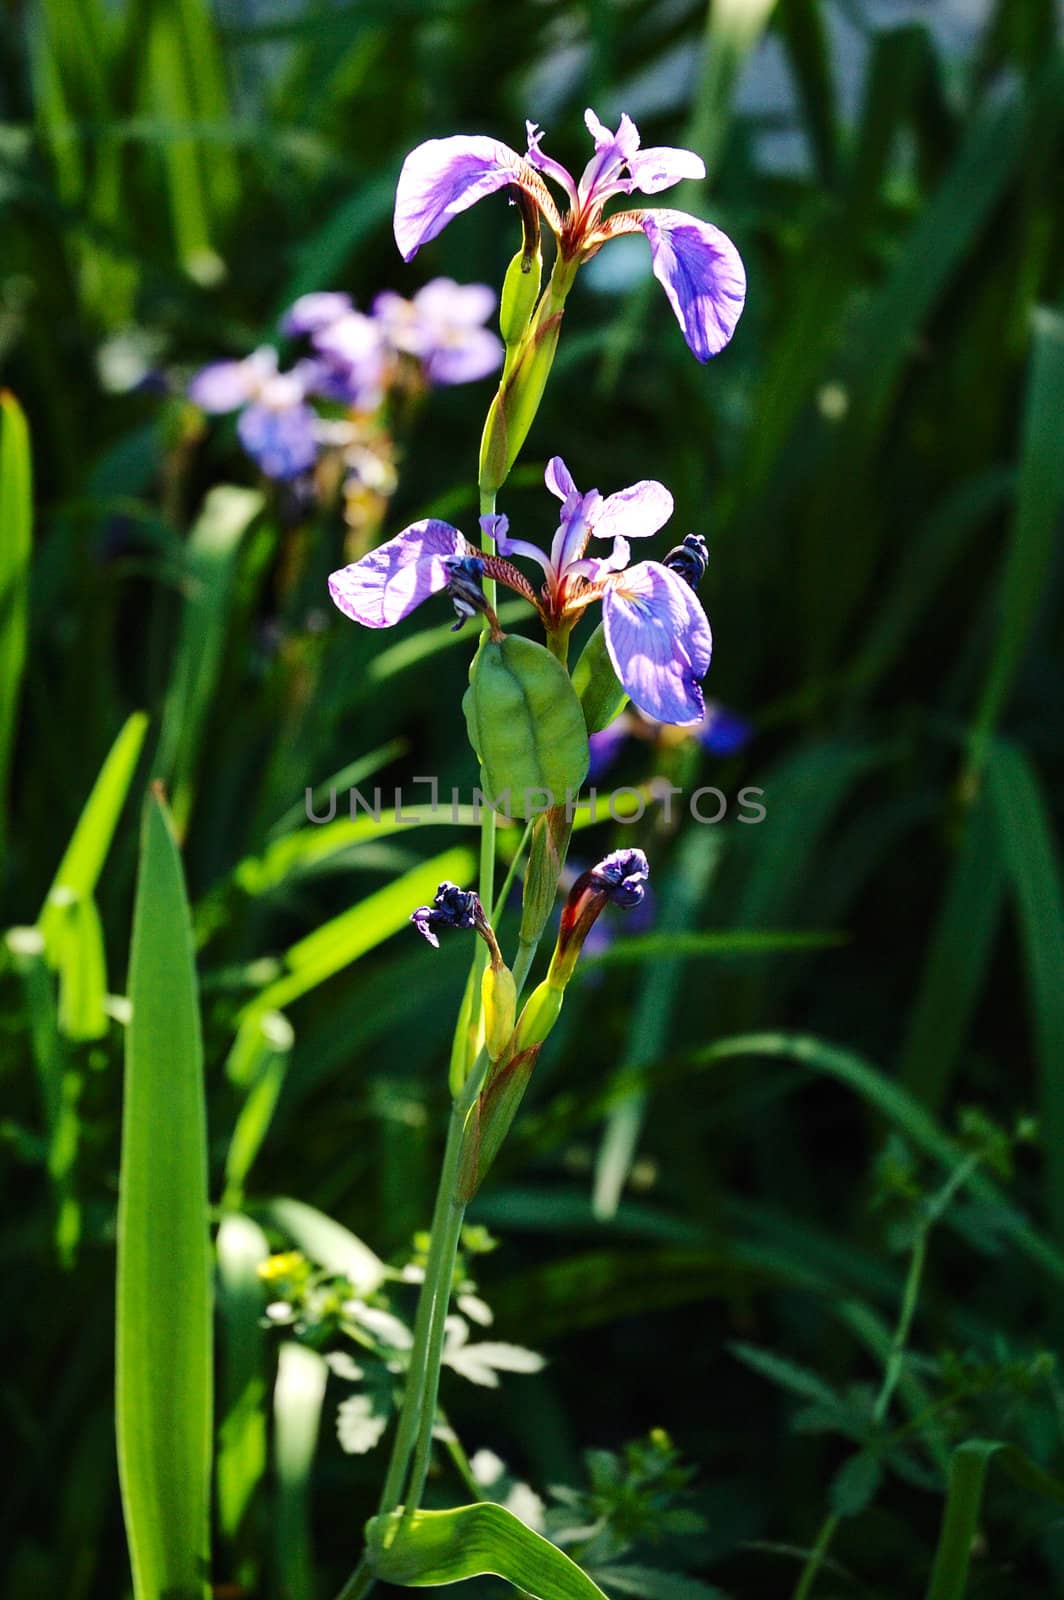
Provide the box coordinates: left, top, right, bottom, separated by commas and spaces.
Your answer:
328, 455, 712, 726
281, 291, 355, 337
393, 108, 744, 361
372, 278, 503, 385
188, 348, 318, 481
306, 311, 389, 410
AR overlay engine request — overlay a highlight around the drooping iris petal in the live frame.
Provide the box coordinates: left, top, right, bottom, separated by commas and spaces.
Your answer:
626, 144, 705, 195
602, 559, 712, 725
394, 136, 546, 263
640, 209, 746, 361
328, 520, 468, 628
544, 456, 578, 501
281, 292, 354, 337
237, 400, 318, 481
592, 479, 674, 543
188, 347, 275, 412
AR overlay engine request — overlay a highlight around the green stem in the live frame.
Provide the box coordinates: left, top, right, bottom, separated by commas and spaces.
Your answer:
333, 1557, 375, 1600
792, 1514, 840, 1600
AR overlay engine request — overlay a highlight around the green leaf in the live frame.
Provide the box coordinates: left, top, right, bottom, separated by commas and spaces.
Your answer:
263, 1196, 387, 1295
828, 1450, 882, 1518
593, 1566, 727, 1600
51, 888, 108, 1042
240, 845, 476, 1016
0, 391, 32, 857
969, 310, 1064, 774
730, 1342, 843, 1411
156, 486, 263, 828
926, 1440, 1064, 1600
38, 711, 149, 955
116, 787, 211, 1600
273, 1342, 328, 1600
216, 1214, 269, 1553
986, 741, 1064, 1237
367, 1502, 609, 1598
223, 1010, 294, 1206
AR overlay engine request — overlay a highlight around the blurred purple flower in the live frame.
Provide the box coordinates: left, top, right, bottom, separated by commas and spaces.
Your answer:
281, 291, 355, 337
372, 278, 503, 385
393, 108, 745, 361
698, 702, 752, 756
188, 351, 318, 481
308, 311, 389, 409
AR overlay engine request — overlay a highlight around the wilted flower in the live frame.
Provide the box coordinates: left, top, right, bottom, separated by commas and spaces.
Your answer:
394, 108, 745, 361
328, 455, 712, 724
410, 881, 483, 948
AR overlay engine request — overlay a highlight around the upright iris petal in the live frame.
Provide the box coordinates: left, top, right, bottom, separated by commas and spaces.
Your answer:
602, 560, 713, 725
328, 520, 470, 628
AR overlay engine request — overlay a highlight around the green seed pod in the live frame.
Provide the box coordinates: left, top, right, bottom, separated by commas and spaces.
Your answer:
518, 804, 572, 951
499, 245, 543, 350
513, 978, 564, 1051
479, 293, 565, 497
572, 621, 629, 734
462, 634, 589, 818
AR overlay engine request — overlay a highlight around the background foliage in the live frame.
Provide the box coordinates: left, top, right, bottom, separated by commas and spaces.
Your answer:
3, 1, 1064, 1596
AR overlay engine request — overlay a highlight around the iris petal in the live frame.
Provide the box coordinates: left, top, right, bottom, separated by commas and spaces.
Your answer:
393, 135, 557, 262
328, 520, 468, 628
592, 480, 673, 543
626, 145, 705, 195
641, 209, 746, 361
602, 560, 712, 725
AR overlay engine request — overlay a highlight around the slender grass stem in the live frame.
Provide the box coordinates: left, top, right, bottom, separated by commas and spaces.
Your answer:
790, 1152, 982, 1600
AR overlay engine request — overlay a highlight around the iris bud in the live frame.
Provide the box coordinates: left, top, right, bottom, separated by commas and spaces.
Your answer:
481, 961, 517, 1061
499, 244, 543, 352
462, 634, 589, 818
513, 978, 564, 1051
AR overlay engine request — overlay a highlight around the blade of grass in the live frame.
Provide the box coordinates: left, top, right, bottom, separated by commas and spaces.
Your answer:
986, 741, 1064, 1239
216, 1214, 269, 1573
273, 1342, 328, 1600
0, 391, 32, 862
116, 786, 211, 1600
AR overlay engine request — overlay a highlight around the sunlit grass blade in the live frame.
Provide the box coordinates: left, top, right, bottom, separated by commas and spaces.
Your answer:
986, 741, 1064, 1237
222, 1010, 294, 1208
116, 786, 211, 1600
156, 487, 263, 830
592, 830, 722, 1219
240, 844, 475, 1015
142, 0, 225, 282
0, 391, 32, 861
273, 1342, 328, 1600
38, 710, 149, 952
967, 309, 1064, 778
367, 1502, 609, 1598
216, 1215, 269, 1576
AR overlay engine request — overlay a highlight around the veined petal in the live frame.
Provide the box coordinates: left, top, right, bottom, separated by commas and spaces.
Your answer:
328, 520, 468, 628
579, 108, 641, 205
626, 144, 705, 195
544, 456, 577, 501
602, 560, 712, 725
592, 479, 673, 543
394, 135, 560, 262
525, 121, 579, 209
640, 209, 746, 360
482, 512, 553, 580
